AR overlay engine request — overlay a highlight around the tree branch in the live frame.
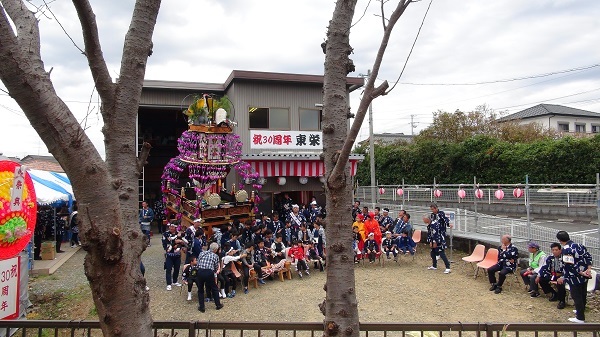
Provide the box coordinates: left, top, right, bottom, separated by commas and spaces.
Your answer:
136, 142, 152, 175
2, 0, 41, 54
329, 0, 412, 181
72, 0, 115, 109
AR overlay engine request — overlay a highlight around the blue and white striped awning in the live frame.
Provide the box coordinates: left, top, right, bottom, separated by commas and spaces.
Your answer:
27, 169, 74, 207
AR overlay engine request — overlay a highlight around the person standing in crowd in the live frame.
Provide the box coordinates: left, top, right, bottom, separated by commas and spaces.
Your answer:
488, 234, 519, 294
424, 217, 451, 274
279, 193, 294, 219
556, 230, 593, 323
520, 241, 546, 297
55, 209, 68, 253
351, 200, 361, 221
33, 209, 46, 260
364, 212, 382, 246
536, 242, 566, 309
153, 199, 166, 234
162, 223, 184, 291
196, 242, 224, 312
287, 204, 306, 231
379, 208, 394, 233
69, 206, 81, 247
429, 203, 450, 238
139, 201, 154, 247
373, 207, 382, 223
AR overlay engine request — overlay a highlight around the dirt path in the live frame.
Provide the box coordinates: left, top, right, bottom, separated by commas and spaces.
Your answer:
28, 237, 599, 323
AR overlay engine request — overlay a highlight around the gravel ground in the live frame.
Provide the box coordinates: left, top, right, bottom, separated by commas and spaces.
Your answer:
28, 236, 600, 323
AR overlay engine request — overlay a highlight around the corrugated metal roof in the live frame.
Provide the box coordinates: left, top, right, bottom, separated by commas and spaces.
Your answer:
143, 70, 364, 94
498, 104, 600, 121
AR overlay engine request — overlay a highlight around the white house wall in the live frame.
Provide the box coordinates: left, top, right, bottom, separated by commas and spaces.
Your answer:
514, 115, 600, 133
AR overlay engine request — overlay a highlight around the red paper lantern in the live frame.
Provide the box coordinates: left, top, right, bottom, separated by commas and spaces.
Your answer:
433, 189, 442, 198
378, 187, 385, 195
495, 189, 505, 200
474, 189, 484, 199
513, 188, 524, 198
396, 188, 404, 196
457, 189, 466, 199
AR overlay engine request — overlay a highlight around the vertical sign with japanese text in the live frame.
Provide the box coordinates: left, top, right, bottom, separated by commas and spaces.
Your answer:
0, 256, 20, 320
250, 131, 323, 150
10, 166, 25, 212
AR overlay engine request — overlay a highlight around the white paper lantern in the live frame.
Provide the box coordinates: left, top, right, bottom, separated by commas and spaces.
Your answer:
319, 176, 326, 183
257, 177, 266, 185
277, 177, 286, 185
299, 177, 308, 185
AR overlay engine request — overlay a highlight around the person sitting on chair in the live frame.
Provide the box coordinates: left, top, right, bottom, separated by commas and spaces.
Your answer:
488, 234, 519, 294
536, 242, 566, 309
520, 241, 546, 297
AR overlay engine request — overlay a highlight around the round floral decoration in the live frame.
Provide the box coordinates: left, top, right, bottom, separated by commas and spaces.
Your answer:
0, 160, 37, 260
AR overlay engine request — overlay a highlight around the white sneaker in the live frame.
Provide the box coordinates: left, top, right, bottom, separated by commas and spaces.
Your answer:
444, 269, 451, 274
173, 282, 182, 287
166, 285, 172, 291
145, 286, 150, 291
187, 292, 192, 301
568, 317, 585, 324
427, 266, 437, 270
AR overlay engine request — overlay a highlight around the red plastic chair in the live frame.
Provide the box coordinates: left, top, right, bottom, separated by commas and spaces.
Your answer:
475, 248, 499, 279
462, 244, 486, 275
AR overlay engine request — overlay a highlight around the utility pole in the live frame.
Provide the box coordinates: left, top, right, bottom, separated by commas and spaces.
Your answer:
359, 70, 376, 209
410, 114, 416, 136
367, 70, 376, 208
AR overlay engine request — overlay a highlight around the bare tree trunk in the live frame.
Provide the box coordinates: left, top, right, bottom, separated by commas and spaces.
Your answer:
0, 0, 159, 335
321, 1, 360, 337
321, 1, 413, 336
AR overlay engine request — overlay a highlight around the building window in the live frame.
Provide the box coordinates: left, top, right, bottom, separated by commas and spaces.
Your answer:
249, 107, 290, 130
557, 123, 569, 132
575, 123, 586, 133
299, 108, 322, 131
592, 124, 600, 133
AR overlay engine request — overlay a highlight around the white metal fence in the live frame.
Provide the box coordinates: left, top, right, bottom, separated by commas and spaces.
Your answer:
357, 183, 599, 208
378, 203, 600, 267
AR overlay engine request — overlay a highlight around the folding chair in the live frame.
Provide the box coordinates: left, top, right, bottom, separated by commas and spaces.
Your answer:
475, 248, 498, 279
462, 244, 485, 276
565, 270, 597, 305
411, 230, 422, 261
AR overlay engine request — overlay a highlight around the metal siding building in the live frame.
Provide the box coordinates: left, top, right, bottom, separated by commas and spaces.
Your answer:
137, 70, 363, 213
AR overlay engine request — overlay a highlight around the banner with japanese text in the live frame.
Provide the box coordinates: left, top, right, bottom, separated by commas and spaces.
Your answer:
250, 131, 323, 150
0, 256, 19, 320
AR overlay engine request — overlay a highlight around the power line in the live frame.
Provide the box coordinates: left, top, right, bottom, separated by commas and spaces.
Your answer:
495, 86, 600, 111
390, 63, 600, 86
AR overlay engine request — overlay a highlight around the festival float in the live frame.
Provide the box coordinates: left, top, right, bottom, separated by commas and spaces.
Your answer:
161, 94, 261, 234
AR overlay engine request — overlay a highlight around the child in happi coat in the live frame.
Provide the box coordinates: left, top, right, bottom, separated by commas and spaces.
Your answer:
363, 232, 379, 263
182, 256, 200, 301
288, 239, 309, 277
307, 241, 324, 272
271, 234, 287, 263
381, 231, 398, 261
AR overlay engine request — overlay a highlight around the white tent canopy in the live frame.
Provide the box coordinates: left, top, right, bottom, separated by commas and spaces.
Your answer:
27, 169, 74, 207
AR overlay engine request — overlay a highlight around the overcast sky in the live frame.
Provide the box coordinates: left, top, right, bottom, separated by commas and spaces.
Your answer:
1, 0, 599, 159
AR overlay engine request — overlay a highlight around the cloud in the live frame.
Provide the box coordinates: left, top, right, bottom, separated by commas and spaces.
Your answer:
1, 0, 599, 157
